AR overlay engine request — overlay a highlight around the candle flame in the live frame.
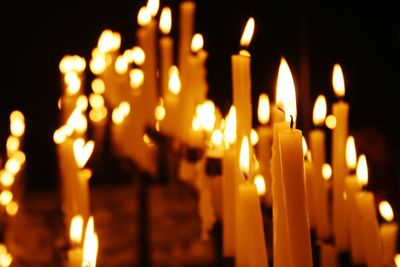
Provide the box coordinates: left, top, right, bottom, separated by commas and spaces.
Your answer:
356, 154, 368, 186
0, 171, 14, 187
332, 64, 345, 97
114, 55, 128, 75
254, 174, 266, 196
146, 0, 159, 17
159, 7, 172, 34
250, 129, 259, 146
379, 200, 394, 222
131, 47, 145, 65
97, 30, 121, 53
89, 107, 108, 123
257, 93, 270, 125
325, 115, 337, 129
73, 138, 95, 169
0, 190, 13, 206
168, 66, 181, 95
91, 78, 105, 94
130, 68, 145, 90
89, 94, 105, 109
191, 33, 204, 53
138, 7, 151, 26
240, 17, 255, 48
6, 201, 18, 217
302, 136, 308, 157
322, 163, 332, 181
196, 101, 216, 133
155, 100, 166, 121
53, 128, 67, 145
239, 136, 250, 178
90, 56, 106, 75
6, 136, 20, 155
5, 158, 21, 175
345, 136, 357, 170
70, 215, 84, 244
211, 129, 224, 146
0, 245, 12, 267
224, 106, 237, 145
10, 111, 25, 137
313, 95, 327, 126
276, 57, 296, 123
83, 217, 98, 267
395, 254, 400, 267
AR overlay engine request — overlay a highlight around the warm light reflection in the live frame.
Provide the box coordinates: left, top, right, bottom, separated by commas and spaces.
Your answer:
240, 17, 255, 48
332, 64, 345, 97
325, 115, 336, 129
257, 93, 270, 125
159, 7, 172, 34
224, 106, 237, 145
0, 171, 14, 187
322, 163, 332, 181
130, 68, 145, 89
302, 136, 308, 157
276, 57, 296, 123
73, 138, 95, 169
254, 174, 266, 196
0, 190, 13, 206
70, 215, 84, 244
6, 201, 18, 217
250, 129, 259, 146
146, 0, 159, 17
138, 7, 151, 26
114, 55, 128, 75
79, 168, 93, 181
191, 33, 204, 53
168, 66, 181, 95
346, 136, 357, 170
356, 154, 368, 187
312, 95, 327, 126
379, 201, 394, 222
239, 136, 250, 178
211, 129, 224, 146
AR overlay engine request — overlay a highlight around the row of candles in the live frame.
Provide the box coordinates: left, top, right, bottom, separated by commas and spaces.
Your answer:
0, 110, 27, 267
52, 0, 400, 266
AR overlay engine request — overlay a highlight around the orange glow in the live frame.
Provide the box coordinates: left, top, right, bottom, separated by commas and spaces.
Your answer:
91, 78, 105, 94
312, 95, 327, 126
6, 136, 20, 155
5, 158, 21, 175
250, 129, 259, 146
143, 134, 155, 147
346, 136, 357, 170
6, 201, 19, 217
276, 57, 296, 123
90, 56, 106, 75
114, 55, 128, 75
70, 215, 84, 244
129, 68, 145, 90
240, 17, 255, 48
146, 0, 159, 17
356, 154, 368, 187
239, 136, 250, 178
395, 254, 400, 267
131, 47, 145, 65
322, 163, 332, 181
211, 129, 224, 147
73, 138, 95, 169
257, 93, 270, 125
332, 64, 345, 97
379, 201, 394, 222
224, 106, 237, 145
254, 174, 266, 196
191, 33, 204, 53
302, 136, 308, 157
325, 115, 337, 129
0, 190, 13, 206
10, 111, 25, 137
168, 66, 181, 95
138, 7, 151, 26
196, 101, 216, 133
155, 100, 166, 121
89, 94, 105, 109
159, 7, 172, 34
0, 171, 14, 187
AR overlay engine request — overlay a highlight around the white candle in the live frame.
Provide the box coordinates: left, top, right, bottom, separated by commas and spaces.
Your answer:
178, 1, 195, 78
378, 201, 398, 266
159, 7, 174, 99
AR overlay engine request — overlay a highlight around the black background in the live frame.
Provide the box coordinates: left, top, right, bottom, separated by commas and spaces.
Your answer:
1, 1, 399, 211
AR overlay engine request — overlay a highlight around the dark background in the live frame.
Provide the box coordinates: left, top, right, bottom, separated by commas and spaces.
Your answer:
1, 1, 399, 210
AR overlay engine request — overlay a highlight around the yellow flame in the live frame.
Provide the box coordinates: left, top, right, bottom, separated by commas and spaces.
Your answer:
0, 171, 14, 187
211, 129, 224, 146
83, 217, 98, 267
257, 93, 270, 125
332, 64, 345, 97
114, 55, 128, 75
13, 151, 26, 165
5, 158, 21, 175
0, 190, 13, 206
89, 94, 105, 109
97, 30, 121, 54
112, 108, 125, 125
72, 55, 86, 73
73, 138, 95, 168
276, 57, 296, 123
346, 136, 357, 170
67, 108, 88, 134
395, 254, 400, 267
322, 163, 332, 181
6, 136, 20, 155
143, 134, 155, 147
302, 136, 308, 157
155, 102, 166, 121
240, 17, 255, 48
253, 174, 266, 196
356, 154, 368, 186
379, 201, 394, 222
168, 66, 181, 95
119, 102, 130, 117
192, 115, 201, 132
191, 33, 204, 53
6, 201, 19, 217
89, 107, 107, 123
131, 47, 145, 65
59, 56, 74, 74
129, 68, 145, 89
138, 6, 151, 26
91, 78, 106, 94
196, 101, 216, 133
64, 72, 81, 95
70, 215, 84, 244
250, 129, 259, 146
76, 95, 89, 111
53, 128, 67, 144
90, 56, 106, 75
224, 106, 237, 145
159, 7, 172, 34
239, 136, 250, 178
146, 0, 159, 17
313, 95, 327, 126
325, 115, 337, 129
10, 112, 25, 137
0, 249, 12, 267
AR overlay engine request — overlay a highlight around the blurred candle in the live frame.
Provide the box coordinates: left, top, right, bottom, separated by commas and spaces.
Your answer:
378, 201, 398, 266
159, 7, 174, 98
68, 215, 84, 267
303, 138, 315, 229
178, 0, 195, 80
320, 244, 339, 267
331, 64, 350, 251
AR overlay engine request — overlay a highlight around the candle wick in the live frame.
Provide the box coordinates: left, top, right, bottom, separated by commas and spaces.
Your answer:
290, 115, 294, 129
277, 106, 285, 116
243, 172, 249, 181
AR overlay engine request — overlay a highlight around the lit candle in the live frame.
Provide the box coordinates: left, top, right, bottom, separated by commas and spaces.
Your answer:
178, 0, 195, 80
355, 155, 384, 267
237, 136, 269, 267
82, 217, 99, 267
378, 201, 398, 266
277, 58, 313, 267
303, 138, 315, 229
68, 215, 84, 267
344, 137, 365, 265
159, 7, 174, 98
88, 93, 108, 156
255, 93, 273, 206
163, 65, 181, 137
331, 63, 350, 251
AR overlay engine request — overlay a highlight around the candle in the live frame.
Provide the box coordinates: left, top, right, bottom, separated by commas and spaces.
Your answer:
178, 1, 195, 78
355, 155, 384, 267
320, 244, 339, 267
255, 93, 273, 206
277, 58, 313, 267
331, 63, 350, 251
303, 138, 315, 229
159, 7, 174, 98
309, 94, 331, 240
88, 93, 108, 156
378, 201, 398, 266
163, 65, 181, 136
68, 215, 84, 267
344, 137, 365, 265
237, 136, 269, 267
82, 217, 99, 267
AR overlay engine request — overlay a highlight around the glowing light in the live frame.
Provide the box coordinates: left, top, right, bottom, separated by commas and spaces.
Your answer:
191, 33, 204, 53
89, 107, 108, 123
112, 108, 125, 125
6, 201, 19, 217
395, 254, 400, 267
129, 68, 145, 90
196, 101, 216, 133
0, 171, 14, 187
6, 136, 20, 155
240, 17, 255, 48
325, 115, 336, 129
53, 128, 67, 144
224, 106, 237, 145
356, 154, 368, 187
73, 138, 95, 168
138, 7, 151, 26
91, 78, 106, 94
276, 57, 296, 123
313, 95, 327, 126
159, 7, 172, 34
119, 102, 131, 117
89, 94, 105, 109
131, 47, 145, 65
13, 151, 26, 165
10, 111, 25, 137
211, 129, 224, 146
76, 95, 88, 111
143, 134, 155, 147
146, 0, 159, 17
155, 102, 166, 121
379, 201, 394, 222
257, 93, 270, 125
239, 136, 250, 178
0, 190, 13, 206
346, 136, 357, 170
332, 64, 345, 97
72, 55, 86, 73
168, 66, 181, 95
83, 217, 98, 267
70, 215, 84, 244
0, 250, 12, 267
59, 56, 74, 74
79, 168, 93, 181
302, 136, 308, 157
98, 29, 121, 53
254, 174, 266, 196
5, 158, 21, 175
115, 55, 128, 75
250, 129, 259, 146
322, 163, 332, 181
90, 56, 106, 75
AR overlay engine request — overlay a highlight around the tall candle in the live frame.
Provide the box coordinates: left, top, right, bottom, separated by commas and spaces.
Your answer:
178, 1, 195, 78
302, 138, 315, 229
355, 155, 384, 267
331, 64, 350, 251
256, 93, 273, 206
163, 66, 181, 137
378, 201, 398, 266
159, 7, 173, 98
320, 244, 339, 267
